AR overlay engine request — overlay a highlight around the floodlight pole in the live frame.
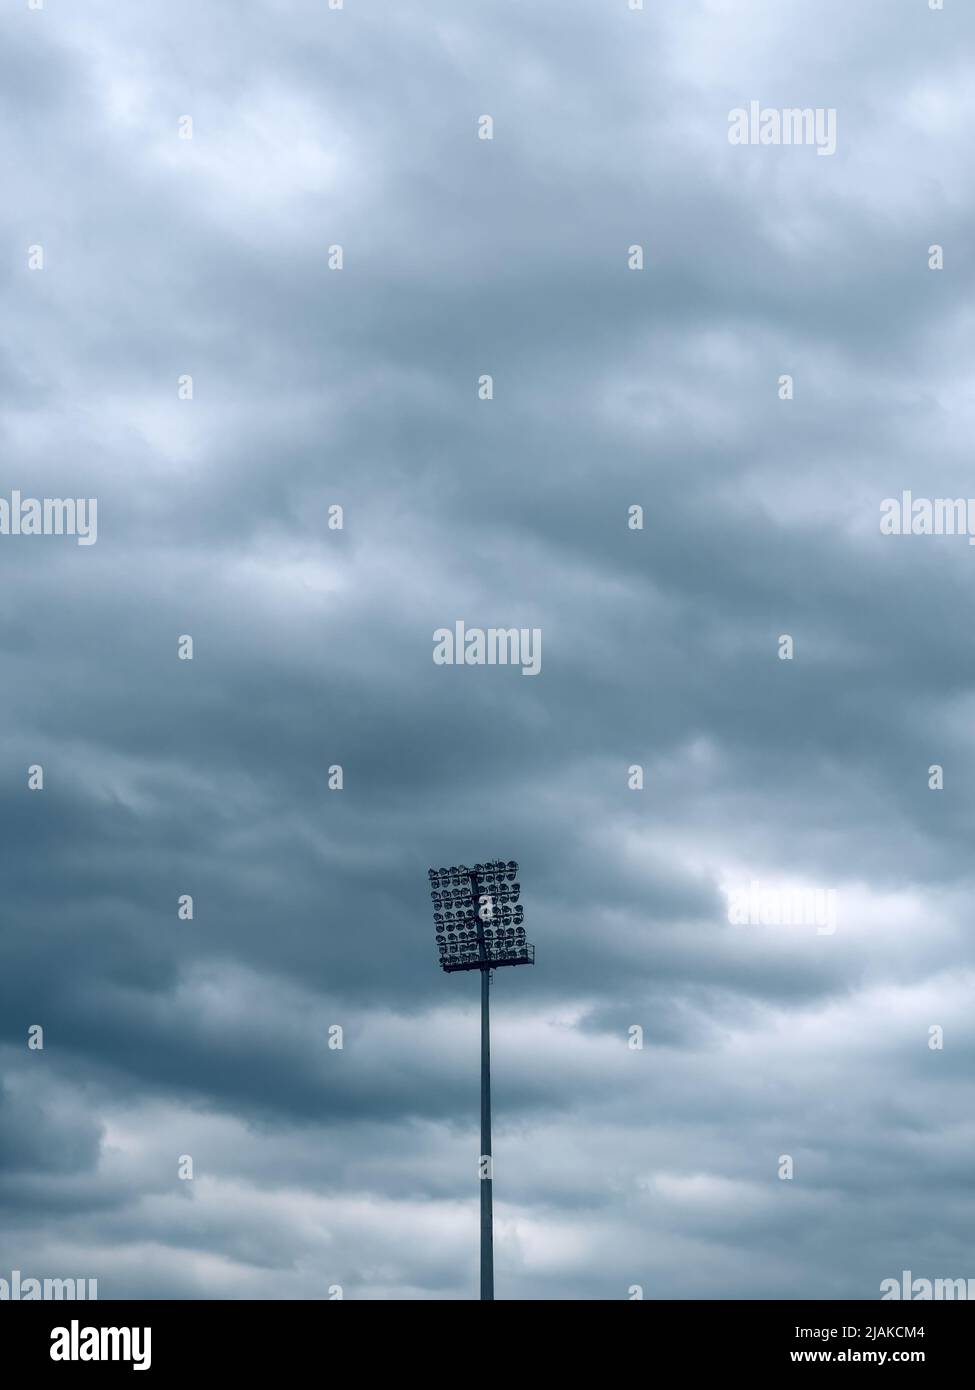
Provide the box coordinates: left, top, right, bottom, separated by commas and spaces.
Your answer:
471, 867, 494, 1301
429, 861, 530, 1299
480, 964, 494, 1301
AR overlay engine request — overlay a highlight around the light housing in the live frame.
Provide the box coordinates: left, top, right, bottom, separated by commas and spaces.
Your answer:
425, 860, 534, 972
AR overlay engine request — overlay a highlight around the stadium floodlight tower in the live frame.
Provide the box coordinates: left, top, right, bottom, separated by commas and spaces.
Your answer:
426, 859, 534, 1301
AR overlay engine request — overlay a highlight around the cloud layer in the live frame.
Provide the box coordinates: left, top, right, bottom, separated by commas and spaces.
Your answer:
1, 0, 973, 1300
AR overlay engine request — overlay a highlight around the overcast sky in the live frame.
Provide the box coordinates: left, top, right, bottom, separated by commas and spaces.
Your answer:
2, 0, 974, 1301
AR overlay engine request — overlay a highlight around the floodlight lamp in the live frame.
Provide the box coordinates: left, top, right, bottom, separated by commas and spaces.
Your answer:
425, 858, 533, 979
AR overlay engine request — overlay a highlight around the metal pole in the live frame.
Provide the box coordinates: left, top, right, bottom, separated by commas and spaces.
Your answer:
470, 868, 495, 1301
480, 963, 494, 1300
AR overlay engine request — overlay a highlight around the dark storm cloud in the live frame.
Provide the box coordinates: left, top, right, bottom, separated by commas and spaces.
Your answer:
1, 0, 974, 1300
